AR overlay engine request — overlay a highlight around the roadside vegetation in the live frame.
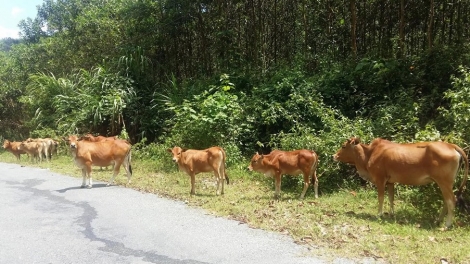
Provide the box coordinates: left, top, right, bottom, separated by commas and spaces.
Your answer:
2, 147, 470, 264
2, 0, 470, 263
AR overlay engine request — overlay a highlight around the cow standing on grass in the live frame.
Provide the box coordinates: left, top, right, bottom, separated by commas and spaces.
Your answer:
248, 149, 319, 199
333, 136, 468, 228
66, 135, 132, 188
25, 138, 55, 161
167, 146, 229, 196
17, 140, 44, 163
3, 140, 27, 160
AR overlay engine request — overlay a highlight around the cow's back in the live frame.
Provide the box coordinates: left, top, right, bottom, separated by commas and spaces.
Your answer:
271, 149, 317, 175
180, 147, 223, 174
75, 140, 131, 167
369, 140, 461, 185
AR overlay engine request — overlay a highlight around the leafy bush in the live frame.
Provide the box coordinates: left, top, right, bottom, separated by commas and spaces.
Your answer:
165, 74, 251, 155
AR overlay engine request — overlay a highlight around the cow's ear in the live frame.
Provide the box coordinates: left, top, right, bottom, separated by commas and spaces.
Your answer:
166, 148, 172, 153
182, 148, 188, 152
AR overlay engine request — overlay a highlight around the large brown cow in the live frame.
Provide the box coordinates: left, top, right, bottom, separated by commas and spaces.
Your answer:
248, 149, 319, 199
66, 135, 132, 188
167, 146, 229, 196
333, 136, 468, 228
2, 140, 27, 160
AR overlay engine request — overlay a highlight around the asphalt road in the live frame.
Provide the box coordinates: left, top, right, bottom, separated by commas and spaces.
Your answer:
0, 162, 366, 264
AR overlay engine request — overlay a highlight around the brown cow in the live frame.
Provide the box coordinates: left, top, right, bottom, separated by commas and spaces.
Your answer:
25, 138, 55, 161
2, 140, 27, 160
248, 149, 319, 199
18, 141, 44, 163
333, 136, 468, 228
167, 146, 229, 196
66, 135, 132, 188
80, 134, 119, 170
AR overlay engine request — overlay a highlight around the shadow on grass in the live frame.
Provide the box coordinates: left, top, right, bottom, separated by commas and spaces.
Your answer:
344, 210, 440, 230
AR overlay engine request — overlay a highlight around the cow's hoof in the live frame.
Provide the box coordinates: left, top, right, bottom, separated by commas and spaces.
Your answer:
87, 185, 92, 189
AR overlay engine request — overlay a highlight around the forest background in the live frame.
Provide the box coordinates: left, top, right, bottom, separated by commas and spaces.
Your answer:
1, 0, 470, 199
2, 0, 470, 262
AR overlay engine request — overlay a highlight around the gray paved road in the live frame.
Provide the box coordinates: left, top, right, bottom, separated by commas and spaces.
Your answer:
0, 162, 366, 264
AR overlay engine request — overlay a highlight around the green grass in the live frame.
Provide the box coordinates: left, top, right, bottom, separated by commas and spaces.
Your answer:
2, 151, 470, 263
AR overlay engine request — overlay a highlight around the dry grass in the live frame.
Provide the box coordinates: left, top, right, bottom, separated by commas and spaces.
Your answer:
2, 151, 470, 263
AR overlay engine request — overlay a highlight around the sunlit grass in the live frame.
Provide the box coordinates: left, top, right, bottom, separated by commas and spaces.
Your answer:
2, 150, 470, 263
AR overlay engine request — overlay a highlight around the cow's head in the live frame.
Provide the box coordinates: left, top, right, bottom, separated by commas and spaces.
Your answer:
2, 140, 10, 149
248, 152, 263, 171
167, 146, 186, 163
333, 136, 361, 164
66, 135, 80, 150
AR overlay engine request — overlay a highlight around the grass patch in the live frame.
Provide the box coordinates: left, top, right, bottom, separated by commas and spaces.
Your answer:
2, 151, 470, 263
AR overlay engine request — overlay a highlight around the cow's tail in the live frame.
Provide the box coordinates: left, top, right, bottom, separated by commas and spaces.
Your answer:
455, 145, 468, 200
126, 147, 133, 176
221, 148, 229, 184
310, 151, 319, 185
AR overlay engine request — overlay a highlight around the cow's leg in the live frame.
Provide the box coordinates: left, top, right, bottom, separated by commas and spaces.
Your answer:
86, 165, 93, 188
386, 183, 395, 215
213, 163, 224, 195
81, 168, 87, 188
274, 173, 281, 199
376, 178, 387, 216
107, 161, 122, 186
190, 173, 196, 195
300, 173, 309, 199
437, 183, 455, 228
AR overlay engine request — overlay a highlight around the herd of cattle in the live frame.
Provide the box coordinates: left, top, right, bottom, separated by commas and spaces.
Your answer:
2, 134, 470, 228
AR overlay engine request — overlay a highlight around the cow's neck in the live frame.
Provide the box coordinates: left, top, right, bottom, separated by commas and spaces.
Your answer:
353, 143, 373, 182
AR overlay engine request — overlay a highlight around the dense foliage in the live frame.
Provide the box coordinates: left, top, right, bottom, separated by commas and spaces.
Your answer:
1, 0, 470, 195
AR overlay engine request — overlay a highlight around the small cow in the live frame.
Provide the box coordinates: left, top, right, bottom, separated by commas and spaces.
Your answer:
25, 138, 55, 161
167, 146, 229, 196
2, 140, 27, 160
18, 141, 44, 163
248, 149, 319, 199
333, 136, 468, 228
66, 135, 132, 188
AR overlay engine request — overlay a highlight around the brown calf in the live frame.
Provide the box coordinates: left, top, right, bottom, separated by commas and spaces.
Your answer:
167, 146, 229, 196
248, 149, 319, 199
333, 136, 469, 228
18, 141, 44, 162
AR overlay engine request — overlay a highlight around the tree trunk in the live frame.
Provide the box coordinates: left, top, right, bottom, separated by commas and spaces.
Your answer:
350, 0, 357, 58
427, 0, 434, 49
398, 0, 405, 58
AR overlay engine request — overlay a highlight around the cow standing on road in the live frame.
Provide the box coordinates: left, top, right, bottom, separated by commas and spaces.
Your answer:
66, 135, 132, 188
167, 146, 229, 196
248, 149, 319, 199
333, 136, 468, 228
